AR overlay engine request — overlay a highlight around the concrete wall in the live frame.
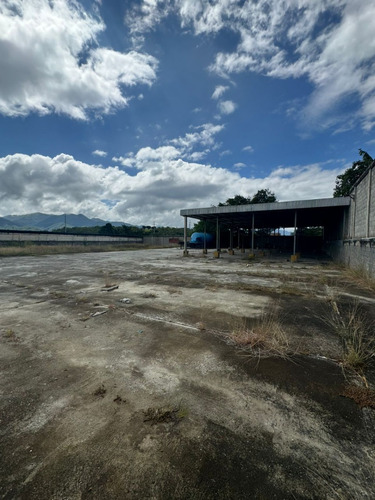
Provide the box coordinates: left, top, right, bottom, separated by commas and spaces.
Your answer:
326, 239, 375, 278
0, 231, 142, 245
326, 162, 375, 277
347, 163, 374, 238
143, 236, 183, 247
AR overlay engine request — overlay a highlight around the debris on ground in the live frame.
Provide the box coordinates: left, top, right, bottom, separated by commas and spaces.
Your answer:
101, 285, 119, 292
91, 310, 108, 317
119, 298, 131, 303
113, 395, 126, 404
93, 384, 106, 397
341, 385, 375, 408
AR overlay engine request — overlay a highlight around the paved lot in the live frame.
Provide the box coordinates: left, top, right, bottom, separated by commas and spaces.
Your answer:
1, 248, 375, 499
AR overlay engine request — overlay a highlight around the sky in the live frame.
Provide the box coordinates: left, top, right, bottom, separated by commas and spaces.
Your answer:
0, 0, 375, 227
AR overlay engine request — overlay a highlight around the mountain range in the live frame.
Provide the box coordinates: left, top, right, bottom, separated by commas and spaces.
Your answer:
0, 213, 127, 231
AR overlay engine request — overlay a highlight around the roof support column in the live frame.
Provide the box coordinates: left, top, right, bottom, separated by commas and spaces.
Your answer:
292, 210, 298, 261
251, 213, 255, 254
183, 216, 189, 256
228, 227, 234, 255
214, 217, 220, 258
203, 220, 207, 254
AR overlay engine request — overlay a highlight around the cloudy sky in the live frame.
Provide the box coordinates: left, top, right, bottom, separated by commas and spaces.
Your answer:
1, 0, 375, 226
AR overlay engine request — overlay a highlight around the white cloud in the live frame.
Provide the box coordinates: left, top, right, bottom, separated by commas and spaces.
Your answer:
242, 146, 254, 153
93, 150, 107, 157
0, 151, 345, 226
127, 0, 375, 130
233, 163, 246, 170
212, 85, 229, 100
219, 149, 231, 156
0, 0, 157, 120
170, 123, 224, 153
218, 100, 237, 115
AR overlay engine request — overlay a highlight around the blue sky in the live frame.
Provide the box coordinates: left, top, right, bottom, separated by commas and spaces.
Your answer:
0, 0, 374, 226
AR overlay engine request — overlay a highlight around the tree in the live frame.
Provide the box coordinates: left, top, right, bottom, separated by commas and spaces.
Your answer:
334, 149, 373, 197
218, 189, 277, 207
99, 223, 115, 236
250, 189, 277, 204
218, 194, 251, 206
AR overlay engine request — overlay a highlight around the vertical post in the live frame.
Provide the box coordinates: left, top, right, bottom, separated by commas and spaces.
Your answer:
237, 228, 240, 249
203, 220, 207, 254
216, 217, 220, 250
183, 216, 188, 256
228, 227, 234, 255
293, 210, 297, 258
251, 213, 255, 254
214, 217, 220, 258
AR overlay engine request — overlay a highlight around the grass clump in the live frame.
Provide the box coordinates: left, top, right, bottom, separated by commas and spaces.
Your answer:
345, 266, 375, 293
324, 296, 375, 370
4, 329, 16, 339
230, 304, 289, 357
143, 404, 187, 425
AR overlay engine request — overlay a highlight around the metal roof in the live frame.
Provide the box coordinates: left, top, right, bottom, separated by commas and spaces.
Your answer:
180, 197, 350, 229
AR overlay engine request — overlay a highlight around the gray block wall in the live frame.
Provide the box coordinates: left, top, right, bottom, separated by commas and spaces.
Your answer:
347, 164, 374, 238
0, 232, 142, 245
326, 162, 375, 277
327, 239, 375, 278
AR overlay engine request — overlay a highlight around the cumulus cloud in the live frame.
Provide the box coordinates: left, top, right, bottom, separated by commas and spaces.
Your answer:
93, 150, 107, 157
243, 146, 254, 153
127, 0, 375, 130
217, 100, 237, 115
0, 0, 157, 120
0, 151, 345, 226
212, 85, 229, 100
169, 122, 224, 157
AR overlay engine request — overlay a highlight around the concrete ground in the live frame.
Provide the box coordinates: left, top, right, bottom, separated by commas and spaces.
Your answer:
1, 248, 375, 499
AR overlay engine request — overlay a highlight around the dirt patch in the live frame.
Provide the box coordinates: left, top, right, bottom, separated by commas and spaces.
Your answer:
342, 385, 375, 408
1, 249, 375, 499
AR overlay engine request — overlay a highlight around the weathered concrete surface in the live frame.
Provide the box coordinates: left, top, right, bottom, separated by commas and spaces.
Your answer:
1, 249, 375, 499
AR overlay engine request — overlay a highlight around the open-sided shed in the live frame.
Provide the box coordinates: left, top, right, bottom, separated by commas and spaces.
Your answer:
180, 197, 351, 255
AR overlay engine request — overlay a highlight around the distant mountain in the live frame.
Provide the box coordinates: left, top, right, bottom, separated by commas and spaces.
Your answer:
1, 213, 128, 231
0, 216, 22, 229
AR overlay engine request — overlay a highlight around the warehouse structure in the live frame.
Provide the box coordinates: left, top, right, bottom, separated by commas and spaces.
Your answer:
180, 161, 375, 277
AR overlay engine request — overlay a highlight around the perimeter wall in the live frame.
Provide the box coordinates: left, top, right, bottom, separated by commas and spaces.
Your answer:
0, 231, 143, 246
326, 161, 375, 277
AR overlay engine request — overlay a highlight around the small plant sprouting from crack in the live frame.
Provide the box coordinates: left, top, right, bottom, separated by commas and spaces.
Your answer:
4, 329, 16, 340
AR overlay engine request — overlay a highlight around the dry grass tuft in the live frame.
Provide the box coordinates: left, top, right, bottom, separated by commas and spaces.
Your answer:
345, 266, 375, 293
143, 404, 187, 424
324, 296, 375, 370
230, 305, 289, 357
